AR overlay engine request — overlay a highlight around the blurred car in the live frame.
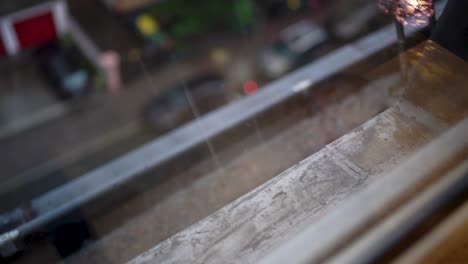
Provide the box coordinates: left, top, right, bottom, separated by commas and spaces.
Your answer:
258, 20, 328, 79
332, 2, 382, 41
35, 43, 90, 99
143, 73, 228, 132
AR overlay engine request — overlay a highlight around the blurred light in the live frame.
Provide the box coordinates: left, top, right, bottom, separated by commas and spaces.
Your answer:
287, 0, 301, 10
136, 15, 159, 35
378, 0, 434, 27
292, 79, 311, 93
243, 80, 258, 95
211, 48, 231, 67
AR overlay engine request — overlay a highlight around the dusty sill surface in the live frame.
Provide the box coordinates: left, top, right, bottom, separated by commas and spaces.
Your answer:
127, 41, 468, 264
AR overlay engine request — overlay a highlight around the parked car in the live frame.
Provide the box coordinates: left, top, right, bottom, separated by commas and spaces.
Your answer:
35, 43, 90, 99
143, 73, 228, 132
257, 20, 328, 79
332, 2, 383, 41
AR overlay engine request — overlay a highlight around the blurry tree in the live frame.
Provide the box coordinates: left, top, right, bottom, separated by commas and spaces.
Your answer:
148, 0, 255, 41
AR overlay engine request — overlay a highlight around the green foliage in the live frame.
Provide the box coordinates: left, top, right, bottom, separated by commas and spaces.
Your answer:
233, 0, 255, 30
148, 0, 255, 41
59, 33, 74, 48
93, 72, 106, 91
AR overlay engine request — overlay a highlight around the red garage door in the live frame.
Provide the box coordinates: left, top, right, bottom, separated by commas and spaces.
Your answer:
13, 11, 57, 49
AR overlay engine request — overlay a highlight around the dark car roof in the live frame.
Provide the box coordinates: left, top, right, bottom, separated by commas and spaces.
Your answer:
182, 73, 223, 90
157, 73, 223, 100
143, 73, 228, 130
144, 73, 225, 113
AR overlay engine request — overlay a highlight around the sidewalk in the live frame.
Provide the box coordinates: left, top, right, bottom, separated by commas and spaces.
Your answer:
0, 54, 67, 139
